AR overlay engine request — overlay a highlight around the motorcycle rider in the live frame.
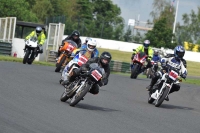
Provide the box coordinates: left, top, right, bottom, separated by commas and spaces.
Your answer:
131, 40, 154, 71
152, 49, 161, 62
60, 38, 98, 83
56, 30, 82, 60
24, 26, 46, 56
81, 37, 99, 57
146, 45, 187, 101
64, 51, 112, 95
82, 37, 90, 46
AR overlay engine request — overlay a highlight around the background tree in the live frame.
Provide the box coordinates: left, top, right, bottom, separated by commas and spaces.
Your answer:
32, 0, 54, 23
133, 31, 143, 43
0, 0, 38, 22
123, 26, 132, 42
176, 7, 200, 44
145, 17, 176, 49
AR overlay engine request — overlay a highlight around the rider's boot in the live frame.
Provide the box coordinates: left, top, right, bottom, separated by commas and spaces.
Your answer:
165, 96, 169, 101
146, 78, 157, 91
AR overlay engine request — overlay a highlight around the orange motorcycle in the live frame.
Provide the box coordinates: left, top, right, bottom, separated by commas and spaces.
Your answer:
55, 40, 77, 72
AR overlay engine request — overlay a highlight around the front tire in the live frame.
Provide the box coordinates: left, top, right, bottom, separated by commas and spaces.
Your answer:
155, 86, 170, 107
23, 50, 30, 64
130, 64, 139, 79
55, 56, 67, 72
69, 83, 90, 107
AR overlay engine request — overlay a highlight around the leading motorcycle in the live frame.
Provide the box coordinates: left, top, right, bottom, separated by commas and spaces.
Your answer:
60, 63, 105, 107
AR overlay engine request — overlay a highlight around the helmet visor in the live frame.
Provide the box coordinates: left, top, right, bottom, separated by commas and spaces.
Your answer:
102, 58, 108, 64
88, 44, 96, 49
143, 43, 149, 48
177, 51, 184, 58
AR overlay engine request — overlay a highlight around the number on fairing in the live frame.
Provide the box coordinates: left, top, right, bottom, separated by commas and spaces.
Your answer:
77, 55, 88, 66
66, 43, 75, 52
91, 70, 102, 81
169, 70, 178, 80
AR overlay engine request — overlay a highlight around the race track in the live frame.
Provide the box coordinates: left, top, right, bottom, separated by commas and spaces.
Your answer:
0, 62, 200, 133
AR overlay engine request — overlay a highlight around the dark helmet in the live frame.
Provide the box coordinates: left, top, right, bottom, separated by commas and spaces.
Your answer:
100, 52, 112, 66
35, 26, 42, 36
174, 45, 185, 59
71, 30, 80, 40
143, 40, 150, 49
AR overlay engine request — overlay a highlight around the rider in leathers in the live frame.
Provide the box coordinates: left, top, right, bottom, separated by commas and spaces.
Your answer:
131, 40, 154, 71
65, 52, 112, 95
56, 30, 82, 60
146, 45, 187, 101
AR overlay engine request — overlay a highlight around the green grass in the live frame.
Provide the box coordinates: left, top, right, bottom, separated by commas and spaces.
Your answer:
98, 48, 200, 77
111, 72, 200, 86
0, 55, 55, 66
0, 55, 199, 85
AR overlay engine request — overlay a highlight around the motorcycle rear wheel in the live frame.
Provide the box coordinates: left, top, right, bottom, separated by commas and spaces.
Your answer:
148, 91, 155, 104
60, 91, 69, 102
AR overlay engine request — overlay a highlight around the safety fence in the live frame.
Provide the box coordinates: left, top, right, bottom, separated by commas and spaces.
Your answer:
0, 41, 12, 56
46, 50, 131, 73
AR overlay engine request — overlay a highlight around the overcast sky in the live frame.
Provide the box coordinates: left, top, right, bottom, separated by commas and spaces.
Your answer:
112, 0, 200, 25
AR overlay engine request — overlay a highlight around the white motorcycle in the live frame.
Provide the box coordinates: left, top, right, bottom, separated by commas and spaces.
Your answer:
60, 51, 89, 84
23, 37, 39, 64
148, 67, 185, 107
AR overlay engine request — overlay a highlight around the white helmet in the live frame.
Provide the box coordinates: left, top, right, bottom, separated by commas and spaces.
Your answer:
87, 38, 97, 51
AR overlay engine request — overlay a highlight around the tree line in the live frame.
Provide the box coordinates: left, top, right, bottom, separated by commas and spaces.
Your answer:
0, 0, 199, 49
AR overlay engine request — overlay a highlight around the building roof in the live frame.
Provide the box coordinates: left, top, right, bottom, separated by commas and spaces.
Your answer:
16, 21, 46, 29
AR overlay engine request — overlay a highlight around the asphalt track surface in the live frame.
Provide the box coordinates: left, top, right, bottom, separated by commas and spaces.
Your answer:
0, 62, 200, 133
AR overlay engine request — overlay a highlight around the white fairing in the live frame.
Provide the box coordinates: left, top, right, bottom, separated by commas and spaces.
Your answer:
25, 38, 38, 48
161, 57, 187, 76
61, 59, 76, 80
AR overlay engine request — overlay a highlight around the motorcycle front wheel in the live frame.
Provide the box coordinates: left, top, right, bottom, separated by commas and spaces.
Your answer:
130, 64, 139, 79
69, 83, 90, 107
23, 50, 30, 64
155, 86, 170, 107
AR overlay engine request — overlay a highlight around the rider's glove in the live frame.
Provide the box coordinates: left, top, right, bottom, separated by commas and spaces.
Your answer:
131, 54, 135, 60
181, 74, 186, 79
38, 44, 43, 53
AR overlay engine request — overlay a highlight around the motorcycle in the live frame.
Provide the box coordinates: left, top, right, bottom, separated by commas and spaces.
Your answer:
60, 63, 105, 107
23, 37, 39, 64
55, 40, 78, 72
146, 61, 159, 78
130, 51, 150, 79
148, 68, 184, 107
59, 51, 89, 84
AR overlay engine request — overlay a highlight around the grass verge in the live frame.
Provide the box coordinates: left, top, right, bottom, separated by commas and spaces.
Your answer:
98, 48, 200, 77
111, 72, 200, 86
0, 55, 55, 66
1, 55, 199, 86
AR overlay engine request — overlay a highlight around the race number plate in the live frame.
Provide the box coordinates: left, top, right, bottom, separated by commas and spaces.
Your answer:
77, 55, 88, 66
169, 70, 178, 80
66, 43, 75, 53
91, 70, 102, 81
